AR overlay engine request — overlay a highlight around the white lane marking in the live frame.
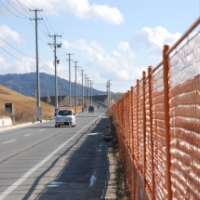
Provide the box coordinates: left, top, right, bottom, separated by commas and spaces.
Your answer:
24, 134, 31, 137
39, 129, 45, 132
0, 112, 104, 200
3, 139, 16, 144
89, 172, 97, 187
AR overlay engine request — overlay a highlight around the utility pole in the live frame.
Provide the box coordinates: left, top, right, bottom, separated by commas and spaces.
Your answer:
74, 61, 78, 114
48, 34, 62, 112
84, 75, 87, 106
90, 80, 93, 105
88, 79, 91, 105
78, 80, 80, 107
107, 80, 111, 107
29, 9, 42, 121
66, 53, 73, 108
81, 70, 84, 111
32, 84, 36, 98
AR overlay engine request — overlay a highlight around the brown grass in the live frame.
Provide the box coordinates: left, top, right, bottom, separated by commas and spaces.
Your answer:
0, 84, 55, 123
0, 85, 84, 123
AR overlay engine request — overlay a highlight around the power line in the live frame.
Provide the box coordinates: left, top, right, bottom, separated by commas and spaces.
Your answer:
6, 0, 29, 19
0, 46, 35, 63
16, 0, 34, 17
29, 20, 50, 45
0, 1, 27, 19
23, 0, 37, 9
39, 59, 54, 73
0, 36, 35, 59
38, 20, 50, 37
39, 13, 51, 35
43, 11, 56, 33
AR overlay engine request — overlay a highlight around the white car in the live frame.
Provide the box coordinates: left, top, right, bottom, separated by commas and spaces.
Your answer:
55, 109, 76, 127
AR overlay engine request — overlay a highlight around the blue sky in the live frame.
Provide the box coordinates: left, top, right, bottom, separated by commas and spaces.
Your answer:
0, 0, 199, 93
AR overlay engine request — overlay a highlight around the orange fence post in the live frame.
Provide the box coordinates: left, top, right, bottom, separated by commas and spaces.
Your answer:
148, 66, 155, 200
163, 45, 172, 200
130, 87, 134, 157
129, 90, 132, 153
143, 71, 147, 200
130, 86, 134, 199
136, 79, 139, 166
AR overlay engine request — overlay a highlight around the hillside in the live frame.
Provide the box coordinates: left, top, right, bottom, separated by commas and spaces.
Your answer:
0, 72, 107, 97
0, 85, 54, 118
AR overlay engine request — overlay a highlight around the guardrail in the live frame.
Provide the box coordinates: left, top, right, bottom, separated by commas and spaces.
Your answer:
97, 101, 108, 108
111, 17, 200, 200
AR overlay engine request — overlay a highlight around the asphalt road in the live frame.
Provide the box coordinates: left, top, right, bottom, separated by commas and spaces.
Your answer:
0, 107, 116, 200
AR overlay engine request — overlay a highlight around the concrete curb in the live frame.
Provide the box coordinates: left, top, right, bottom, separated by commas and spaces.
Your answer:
0, 119, 52, 132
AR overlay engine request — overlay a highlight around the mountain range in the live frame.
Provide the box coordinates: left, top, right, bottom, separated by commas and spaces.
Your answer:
0, 72, 108, 97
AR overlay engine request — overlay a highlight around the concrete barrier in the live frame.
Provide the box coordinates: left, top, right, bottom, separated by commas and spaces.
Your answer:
0, 117, 12, 127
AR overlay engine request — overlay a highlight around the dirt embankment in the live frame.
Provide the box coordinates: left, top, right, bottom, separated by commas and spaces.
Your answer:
0, 85, 55, 122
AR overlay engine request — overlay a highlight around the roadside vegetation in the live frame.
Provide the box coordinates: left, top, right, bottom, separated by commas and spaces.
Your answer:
107, 108, 130, 200
1, 108, 54, 124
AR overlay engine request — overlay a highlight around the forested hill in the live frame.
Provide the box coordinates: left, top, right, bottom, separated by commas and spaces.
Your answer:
0, 72, 107, 97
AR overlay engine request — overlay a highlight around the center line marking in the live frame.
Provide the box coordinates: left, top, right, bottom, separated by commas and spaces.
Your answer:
0, 112, 104, 200
24, 134, 31, 137
39, 129, 45, 132
3, 139, 16, 144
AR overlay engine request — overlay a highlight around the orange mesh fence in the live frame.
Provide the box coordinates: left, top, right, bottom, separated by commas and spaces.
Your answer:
169, 31, 200, 199
138, 79, 144, 174
144, 76, 153, 199
133, 86, 138, 165
151, 66, 169, 199
111, 18, 200, 200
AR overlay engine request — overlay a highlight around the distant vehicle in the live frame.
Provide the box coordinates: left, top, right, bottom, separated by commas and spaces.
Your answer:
55, 109, 76, 127
97, 105, 100, 109
88, 106, 94, 113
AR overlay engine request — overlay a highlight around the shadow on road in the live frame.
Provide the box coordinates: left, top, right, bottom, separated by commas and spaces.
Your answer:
23, 117, 116, 200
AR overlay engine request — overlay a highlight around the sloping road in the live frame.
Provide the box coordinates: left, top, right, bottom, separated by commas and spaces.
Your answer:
0, 108, 117, 200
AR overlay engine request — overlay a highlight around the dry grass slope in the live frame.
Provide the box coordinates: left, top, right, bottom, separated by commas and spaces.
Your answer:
0, 84, 55, 122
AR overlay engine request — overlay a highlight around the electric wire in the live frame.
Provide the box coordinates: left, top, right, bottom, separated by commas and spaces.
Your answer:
0, 36, 35, 59
43, 11, 56, 33
29, 20, 49, 45
0, 46, 35, 63
6, 0, 30, 19
1, 0, 83, 90
22, 0, 37, 9
0, 1, 27, 19
38, 12, 51, 35
38, 20, 50, 38
16, 0, 34, 17
39, 59, 55, 74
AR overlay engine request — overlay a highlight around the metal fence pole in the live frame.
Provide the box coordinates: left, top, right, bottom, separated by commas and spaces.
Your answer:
142, 71, 147, 200
163, 45, 172, 200
148, 66, 155, 200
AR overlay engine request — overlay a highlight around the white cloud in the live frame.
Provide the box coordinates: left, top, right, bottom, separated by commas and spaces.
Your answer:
132, 26, 181, 53
118, 42, 130, 52
62, 39, 139, 92
0, 56, 5, 63
0, 25, 22, 46
118, 41, 135, 57
17, 0, 124, 25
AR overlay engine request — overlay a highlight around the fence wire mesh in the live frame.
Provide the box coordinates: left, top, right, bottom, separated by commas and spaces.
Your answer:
169, 31, 200, 199
111, 18, 200, 200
